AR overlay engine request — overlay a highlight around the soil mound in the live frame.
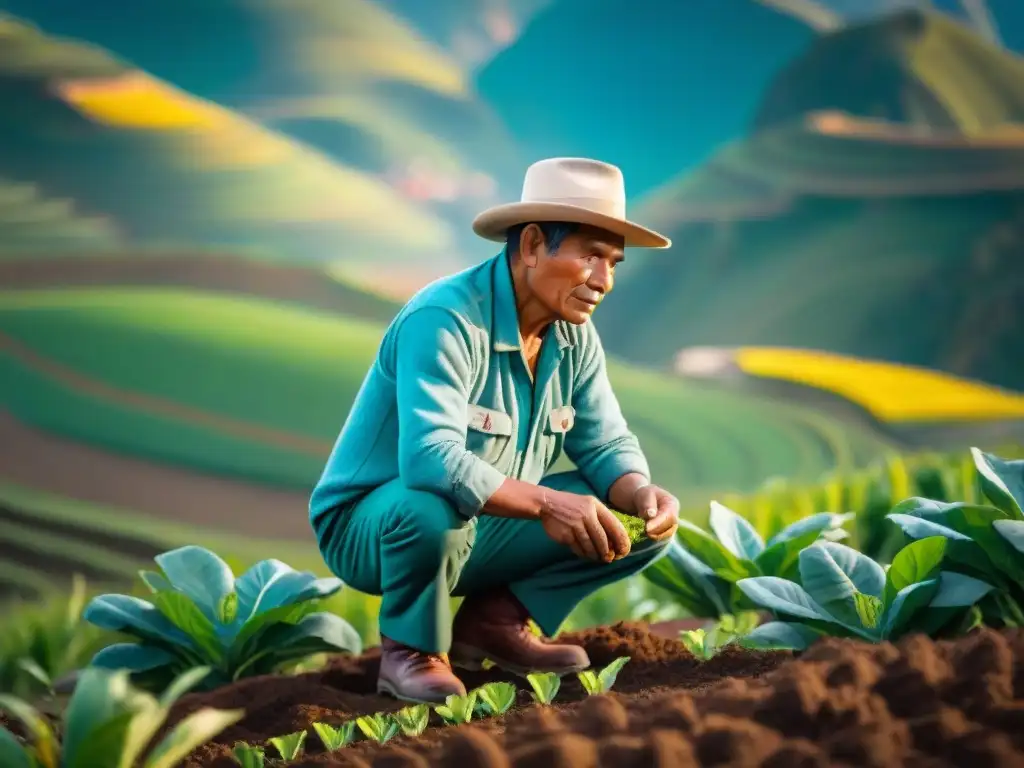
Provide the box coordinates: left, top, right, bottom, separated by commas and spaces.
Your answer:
163, 623, 1024, 766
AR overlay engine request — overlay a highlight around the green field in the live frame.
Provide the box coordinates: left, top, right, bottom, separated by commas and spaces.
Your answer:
0, 287, 901, 500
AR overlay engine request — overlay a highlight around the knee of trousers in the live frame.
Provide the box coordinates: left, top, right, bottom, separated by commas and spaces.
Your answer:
383, 487, 475, 575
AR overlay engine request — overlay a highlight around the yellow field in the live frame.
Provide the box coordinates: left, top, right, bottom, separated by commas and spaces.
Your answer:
734, 346, 1024, 421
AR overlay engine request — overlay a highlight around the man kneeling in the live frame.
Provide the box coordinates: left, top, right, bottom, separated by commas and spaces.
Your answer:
309, 158, 680, 703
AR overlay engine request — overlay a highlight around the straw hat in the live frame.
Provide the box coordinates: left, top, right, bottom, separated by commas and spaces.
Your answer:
472, 157, 671, 248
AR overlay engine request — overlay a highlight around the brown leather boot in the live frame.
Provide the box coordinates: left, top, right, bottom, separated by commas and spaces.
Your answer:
377, 636, 467, 704
449, 588, 590, 676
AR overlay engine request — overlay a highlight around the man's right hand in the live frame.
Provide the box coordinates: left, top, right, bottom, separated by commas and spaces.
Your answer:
539, 488, 631, 563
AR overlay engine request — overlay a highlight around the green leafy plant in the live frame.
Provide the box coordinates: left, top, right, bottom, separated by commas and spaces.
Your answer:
231, 743, 265, 768
268, 730, 307, 761
644, 502, 854, 618
393, 704, 429, 736
525, 672, 560, 705
82, 545, 362, 691
577, 656, 630, 694
0, 665, 242, 768
312, 721, 357, 751
679, 629, 718, 660
0, 575, 107, 700
434, 691, 477, 725
474, 682, 517, 716
887, 447, 1024, 627
737, 538, 994, 650
355, 713, 400, 744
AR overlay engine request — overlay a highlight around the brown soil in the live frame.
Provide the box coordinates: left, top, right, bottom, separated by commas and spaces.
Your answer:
161, 621, 1024, 768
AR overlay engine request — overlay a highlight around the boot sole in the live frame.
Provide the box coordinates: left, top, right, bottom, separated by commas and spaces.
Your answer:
376, 678, 462, 705
449, 641, 590, 677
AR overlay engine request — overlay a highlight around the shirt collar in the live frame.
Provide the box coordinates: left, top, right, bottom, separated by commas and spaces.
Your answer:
491, 249, 576, 352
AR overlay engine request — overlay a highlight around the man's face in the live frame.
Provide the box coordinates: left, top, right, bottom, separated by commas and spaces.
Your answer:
519, 224, 625, 325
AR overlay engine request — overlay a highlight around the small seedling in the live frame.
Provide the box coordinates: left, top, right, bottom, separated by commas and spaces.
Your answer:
434, 691, 478, 725
525, 671, 560, 705
356, 712, 401, 743
232, 742, 265, 768
474, 681, 517, 716
577, 656, 630, 695
312, 721, 357, 751
393, 703, 430, 736
680, 628, 717, 660
268, 729, 308, 761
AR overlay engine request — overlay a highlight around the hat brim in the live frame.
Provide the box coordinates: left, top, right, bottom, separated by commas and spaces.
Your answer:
472, 201, 671, 249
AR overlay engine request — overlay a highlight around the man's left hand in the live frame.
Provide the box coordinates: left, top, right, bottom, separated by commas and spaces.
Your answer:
632, 484, 679, 541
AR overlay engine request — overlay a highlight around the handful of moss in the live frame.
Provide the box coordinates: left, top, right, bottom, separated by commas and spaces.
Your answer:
610, 509, 649, 545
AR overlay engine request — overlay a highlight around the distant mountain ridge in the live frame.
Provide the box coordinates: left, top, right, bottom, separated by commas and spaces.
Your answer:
595, 9, 1024, 392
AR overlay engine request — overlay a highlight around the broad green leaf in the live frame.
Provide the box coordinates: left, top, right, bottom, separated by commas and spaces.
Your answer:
577, 670, 602, 695
886, 513, 971, 542
798, 543, 885, 604
90, 644, 177, 674
753, 530, 821, 580
929, 572, 994, 608
152, 593, 223, 662
312, 721, 356, 751
68, 711, 137, 768
883, 537, 947, 606
145, 707, 244, 768
882, 579, 940, 639
83, 595, 196, 649
154, 546, 236, 622
675, 520, 757, 581
738, 621, 821, 651
680, 629, 714, 660
947, 507, 1024, 582
227, 602, 320, 661
62, 668, 132, 764
993, 519, 1024, 554
138, 571, 173, 594
525, 672, 560, 705
475, 682, 516, 715
393, 704, 429, 736
233, 613, 361, 678
708, 501, 765, 560
0, 727, 31, 768
735, 577, 829, 621
267, 730, 307, 761
597, 657, 630, 691
971, 448, 1024, 518
766, 512, 854, 548
233, 560, 294, 620
641, 546, 725, 618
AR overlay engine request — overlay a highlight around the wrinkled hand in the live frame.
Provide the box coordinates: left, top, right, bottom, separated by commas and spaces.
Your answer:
631, 484, 679, 541
539, 488, 631, 562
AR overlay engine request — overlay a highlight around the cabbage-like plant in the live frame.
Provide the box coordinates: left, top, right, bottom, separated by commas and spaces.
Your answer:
0, 665, 241, 768
737, 537, 994, 651
644, 502, 854, 618
83, 546, 362, 691
886, 448, 1024, 626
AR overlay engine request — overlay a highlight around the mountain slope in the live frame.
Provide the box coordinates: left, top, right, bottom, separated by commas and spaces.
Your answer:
0, 0, 529, 279
596, 10, 1024, 392
0, 16, 455, 272
474, 0, 816, 197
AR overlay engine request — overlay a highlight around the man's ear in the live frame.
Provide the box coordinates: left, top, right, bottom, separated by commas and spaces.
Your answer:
518, 224, 545, 268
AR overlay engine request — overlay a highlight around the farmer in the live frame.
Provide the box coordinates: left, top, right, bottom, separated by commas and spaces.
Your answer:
310, 157, 680, 703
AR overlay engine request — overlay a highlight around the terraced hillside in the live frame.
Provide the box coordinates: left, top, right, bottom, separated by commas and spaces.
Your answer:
597, 10, 1024, 392
0, 16, 456, 280
0, 286, 899, 504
